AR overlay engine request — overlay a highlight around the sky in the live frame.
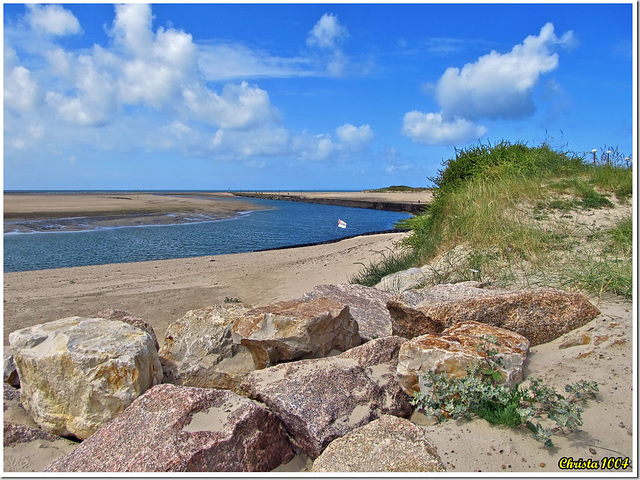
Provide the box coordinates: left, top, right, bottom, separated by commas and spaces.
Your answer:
3, 2, 636, 191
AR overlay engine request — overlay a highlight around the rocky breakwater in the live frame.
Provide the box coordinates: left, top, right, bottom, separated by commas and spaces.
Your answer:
4, 278, 602, 473
233, 192, 427, 214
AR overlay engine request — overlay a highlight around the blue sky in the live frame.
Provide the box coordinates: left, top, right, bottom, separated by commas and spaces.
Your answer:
3, 3, 636, 190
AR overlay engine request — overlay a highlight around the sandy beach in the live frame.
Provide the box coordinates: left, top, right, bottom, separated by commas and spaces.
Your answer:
2, 190, 634, 473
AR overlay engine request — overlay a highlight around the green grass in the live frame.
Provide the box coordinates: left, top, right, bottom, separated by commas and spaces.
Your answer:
351, 140, 633, 300
364, 185, 430, 193
349, 248, 422, 287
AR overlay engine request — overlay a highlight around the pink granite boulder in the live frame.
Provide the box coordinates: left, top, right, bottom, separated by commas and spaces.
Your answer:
45, 384, 295, 472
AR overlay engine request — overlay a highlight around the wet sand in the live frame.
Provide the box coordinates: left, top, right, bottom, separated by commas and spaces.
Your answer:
4, 192, 267, 233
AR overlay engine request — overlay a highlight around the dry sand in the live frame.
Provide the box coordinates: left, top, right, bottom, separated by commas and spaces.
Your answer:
2, 191, 635, 474
3, 232, 407, 345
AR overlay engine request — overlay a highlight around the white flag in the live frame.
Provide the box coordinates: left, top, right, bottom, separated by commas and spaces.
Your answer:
337, 219, 347, 229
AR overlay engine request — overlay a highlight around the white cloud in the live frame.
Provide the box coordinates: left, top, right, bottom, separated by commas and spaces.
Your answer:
403, 23, 573, 146
306, 13, 348, 50
402, 111, 487, 146
183, 81, 278, 130
4, 4, 373, 164
111, 4, 154, 55
4, 65, 40, 112
436, 23, 574, 121
27, 4, 81, 36
198, 43, 312, 80
335, 124, 374, 152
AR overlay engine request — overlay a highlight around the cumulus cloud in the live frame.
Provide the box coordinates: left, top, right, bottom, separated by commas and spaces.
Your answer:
306, 13, 349, 50
403, 23, 573, 146
27, 4, 82, 36
4, 65, 40, 112
4, 4, 372, 163
436, 23, 574, 121
307, 13, 350, 76
402, 111, 487, 145
335, 123, 374, 151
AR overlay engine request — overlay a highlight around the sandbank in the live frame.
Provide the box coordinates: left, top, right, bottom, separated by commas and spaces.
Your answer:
3, 192, 266, 233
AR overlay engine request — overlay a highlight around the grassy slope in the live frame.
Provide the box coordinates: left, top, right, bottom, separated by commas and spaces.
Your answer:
351, 141, 633, 300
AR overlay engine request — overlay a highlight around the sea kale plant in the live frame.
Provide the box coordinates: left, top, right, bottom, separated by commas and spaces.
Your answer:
410, 336, 598, 447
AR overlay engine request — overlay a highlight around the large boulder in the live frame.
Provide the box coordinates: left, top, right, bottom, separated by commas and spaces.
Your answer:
302, 284, 393, 341
95, 308, 160, 351
396, 321, 530, 396
231, 297, 360, 369
45, 384, 295, 472
158, 305, 255, 391
386, 282, 600, 345
311, 415, 445, 472
8, 316, 162, 439
240, 336, 412, 459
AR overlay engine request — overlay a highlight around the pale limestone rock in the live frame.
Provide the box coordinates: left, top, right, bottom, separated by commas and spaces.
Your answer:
396, 321, 529, 396
231, 298, 360, 369
9, 316, 162, 439
158, 305, 255, 391
312, 415, 445, 472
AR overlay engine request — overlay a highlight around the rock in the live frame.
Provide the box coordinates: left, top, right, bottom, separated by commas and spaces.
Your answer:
9, 316, 162, 439
4, 346, 20, 387
241, 336, 412, 459
396, 321, 530, 396
158, 305, 255, 391
231, 297, 361, 369
311, 415, 445, 472
386, 282, 600, 345
45, 384, 295, 472
95, 308, 160, 351
302, 284, 393, 341
376, 267, 426, 294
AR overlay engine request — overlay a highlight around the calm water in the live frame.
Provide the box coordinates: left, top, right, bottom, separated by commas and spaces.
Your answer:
4, 197, 411, 272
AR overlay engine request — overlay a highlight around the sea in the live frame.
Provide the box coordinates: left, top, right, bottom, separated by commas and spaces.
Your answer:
3, 194, 412, 273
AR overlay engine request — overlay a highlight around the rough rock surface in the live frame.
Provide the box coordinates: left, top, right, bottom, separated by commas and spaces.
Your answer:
158, 305, 255, 391
311, 415, 445, 472
376, 267, 427, 294
231, 297, 361, 369
396, 321, 530, 396
387, 282, 600, 345
241, 336, 412, 459
9, 316, 162, 439
45, 384, 295, 472
302, 283, 393, 342
4, 346, 20, 387
95, 308, 160, 351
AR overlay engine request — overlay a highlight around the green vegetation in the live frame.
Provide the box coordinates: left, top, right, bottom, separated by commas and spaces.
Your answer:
351, 140, 633, 300
411, 335, 599, 447
364, 185, 430, 193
